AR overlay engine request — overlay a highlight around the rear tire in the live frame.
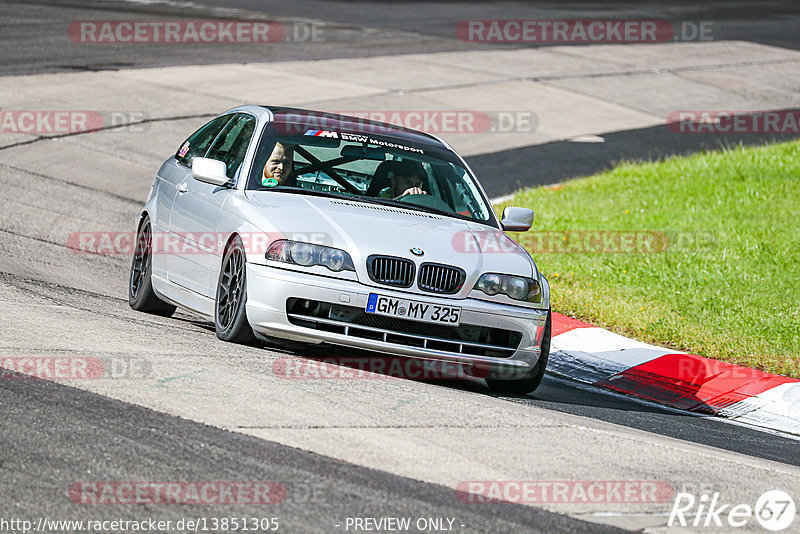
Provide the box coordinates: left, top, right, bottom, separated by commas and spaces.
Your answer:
486, 311, 551, 395
129, 216, 176, 317
215, 236, 257, 345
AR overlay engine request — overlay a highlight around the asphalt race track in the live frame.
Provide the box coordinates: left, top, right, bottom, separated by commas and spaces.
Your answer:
4, 0, 800, 76
1, 1, 799, 533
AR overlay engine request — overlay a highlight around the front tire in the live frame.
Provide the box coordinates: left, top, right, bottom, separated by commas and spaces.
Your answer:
486, 311, 551, 395
129, 216, 176, 317
215, 236, 257, 344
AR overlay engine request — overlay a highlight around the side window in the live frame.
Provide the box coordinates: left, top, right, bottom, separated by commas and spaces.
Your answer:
175, 114, 233, 167
205, 114, 257, 179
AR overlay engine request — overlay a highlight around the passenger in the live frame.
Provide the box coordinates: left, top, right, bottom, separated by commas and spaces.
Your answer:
262, 141, 295, 187
380, 160, 428, 199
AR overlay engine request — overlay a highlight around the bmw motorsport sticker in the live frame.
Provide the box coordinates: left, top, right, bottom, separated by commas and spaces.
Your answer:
302, 129, 424, 154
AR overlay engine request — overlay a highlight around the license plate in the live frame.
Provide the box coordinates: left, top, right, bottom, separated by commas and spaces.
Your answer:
366, 293, 461, 326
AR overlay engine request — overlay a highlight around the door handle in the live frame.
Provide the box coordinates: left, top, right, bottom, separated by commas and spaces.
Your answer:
177, 182, 188, 193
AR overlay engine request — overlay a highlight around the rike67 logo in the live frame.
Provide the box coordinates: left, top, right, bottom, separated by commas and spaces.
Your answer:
669, 490, 796, 531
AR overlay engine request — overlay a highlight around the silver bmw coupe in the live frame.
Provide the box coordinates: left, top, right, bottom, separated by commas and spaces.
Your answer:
129, 106, 551, 393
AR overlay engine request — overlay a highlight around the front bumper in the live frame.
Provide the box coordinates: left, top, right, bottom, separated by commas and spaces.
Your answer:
245, 263, 549, 379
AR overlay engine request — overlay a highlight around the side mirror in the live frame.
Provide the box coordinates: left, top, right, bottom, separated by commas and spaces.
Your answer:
500, 206, 534, 232
191, 157, 229, 186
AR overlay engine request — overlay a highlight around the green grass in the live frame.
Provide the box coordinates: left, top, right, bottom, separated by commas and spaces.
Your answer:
497, 140, 800, 377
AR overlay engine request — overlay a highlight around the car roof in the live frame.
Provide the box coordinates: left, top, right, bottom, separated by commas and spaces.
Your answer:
259, 106, 448, 149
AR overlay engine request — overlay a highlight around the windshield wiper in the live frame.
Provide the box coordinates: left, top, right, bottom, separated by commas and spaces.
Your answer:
253, 187, 356, 200
254, 188, 478, 222
364, 197, 466, 220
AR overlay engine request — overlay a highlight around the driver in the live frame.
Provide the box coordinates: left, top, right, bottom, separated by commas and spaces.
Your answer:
380, 160, 428, 200
262, 141, 295, 187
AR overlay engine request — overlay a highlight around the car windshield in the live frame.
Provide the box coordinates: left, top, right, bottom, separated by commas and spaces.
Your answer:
246, 121, 494, 225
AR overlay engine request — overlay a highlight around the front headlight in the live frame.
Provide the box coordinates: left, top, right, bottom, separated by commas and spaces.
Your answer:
290, 242, 315, 266
474, 273, 541, 303
266, 240, 355, 272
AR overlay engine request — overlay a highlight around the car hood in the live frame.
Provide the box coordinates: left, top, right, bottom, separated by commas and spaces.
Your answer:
245, 191, 536, 293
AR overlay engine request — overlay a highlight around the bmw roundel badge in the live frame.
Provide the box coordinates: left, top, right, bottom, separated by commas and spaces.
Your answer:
410, 248, 424, 256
